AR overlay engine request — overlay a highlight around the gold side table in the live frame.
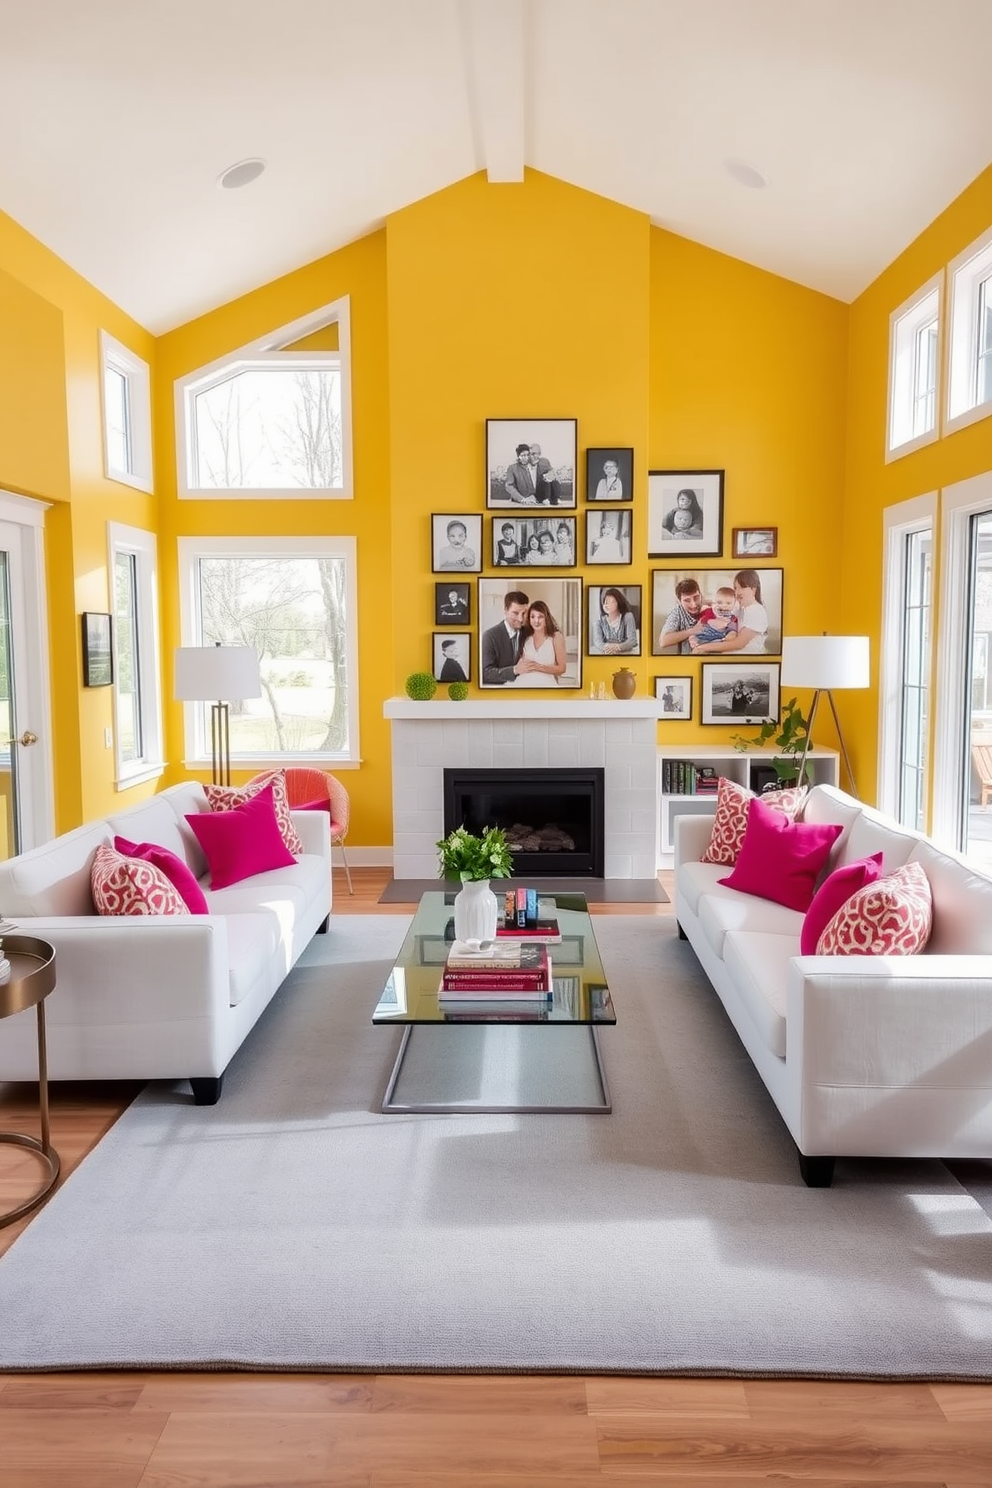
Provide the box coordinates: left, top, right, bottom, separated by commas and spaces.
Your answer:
0, 935, 59, 1228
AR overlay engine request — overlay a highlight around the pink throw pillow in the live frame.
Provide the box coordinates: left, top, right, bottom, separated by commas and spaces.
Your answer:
114, 835, 210, 915
91, 842, 191, 917
816, 861, 933, 955
204, 769, 305, 856
700, 776, 806, 867
718, 796, 843, 913
185, 783, 296, 890
800, 853, 884, 955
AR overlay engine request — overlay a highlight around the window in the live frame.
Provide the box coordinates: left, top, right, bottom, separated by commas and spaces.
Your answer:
178, 536, 359, 767
886, 274, 941, 459
946, 224, 992, 433
175, 297, 352, 500
107, 522, 163, 787
879, 495, 935, 828
100, 333, 152, 491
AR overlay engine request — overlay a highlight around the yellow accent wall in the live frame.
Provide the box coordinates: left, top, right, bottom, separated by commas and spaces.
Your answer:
845, 159, 992, 805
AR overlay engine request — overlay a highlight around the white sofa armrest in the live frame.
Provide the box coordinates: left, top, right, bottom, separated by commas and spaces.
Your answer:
674, 813, 713, 871
291, 808, 331, 860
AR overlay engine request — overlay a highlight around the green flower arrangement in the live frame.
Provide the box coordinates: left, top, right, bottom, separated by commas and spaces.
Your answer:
436, 824, 514, 882
405, 671, 438, 701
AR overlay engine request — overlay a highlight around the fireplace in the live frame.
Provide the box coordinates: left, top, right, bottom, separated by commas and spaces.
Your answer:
443, 767, 605, 878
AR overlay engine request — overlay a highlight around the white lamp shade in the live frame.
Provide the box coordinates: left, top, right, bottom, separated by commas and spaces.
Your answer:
780, 635, 870, 690
174, 645, 262, 702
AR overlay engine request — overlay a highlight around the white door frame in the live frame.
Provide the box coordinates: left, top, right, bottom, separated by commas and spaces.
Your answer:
0, 490, 54, 849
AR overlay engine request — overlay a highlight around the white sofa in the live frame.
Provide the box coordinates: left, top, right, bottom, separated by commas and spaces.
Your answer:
674, 783, 992, 1185
0, 782, 331, 1104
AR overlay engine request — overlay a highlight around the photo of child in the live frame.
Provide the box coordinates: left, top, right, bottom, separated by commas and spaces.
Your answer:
432, 514, 482, 573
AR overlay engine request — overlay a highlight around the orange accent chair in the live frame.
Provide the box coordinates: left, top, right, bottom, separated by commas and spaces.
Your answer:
972, 743, 992, 809
264, 767, 353, 893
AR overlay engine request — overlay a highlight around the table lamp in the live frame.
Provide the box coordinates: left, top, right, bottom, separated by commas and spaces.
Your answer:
174, 644, 262, 786
780, 635, 870, 798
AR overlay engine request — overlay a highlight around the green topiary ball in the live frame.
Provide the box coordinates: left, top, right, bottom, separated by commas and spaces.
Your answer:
405, 671, 438, 701
448, 681, 469, 701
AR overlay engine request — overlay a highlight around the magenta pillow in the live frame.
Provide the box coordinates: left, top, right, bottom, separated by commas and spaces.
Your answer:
718, 796, 843, 913
799, 852, 884, 955
185, 784, 295, 890
114, 835, 210, 915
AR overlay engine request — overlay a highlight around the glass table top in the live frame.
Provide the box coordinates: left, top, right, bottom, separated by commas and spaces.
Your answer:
373, 891, 616, 1026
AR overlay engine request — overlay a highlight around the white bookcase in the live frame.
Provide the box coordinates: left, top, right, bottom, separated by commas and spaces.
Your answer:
656, 744, 840, 868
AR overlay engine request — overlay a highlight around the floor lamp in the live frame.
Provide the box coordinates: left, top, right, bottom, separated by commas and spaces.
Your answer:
780, 635, 870, 799
174, 644, 262, 787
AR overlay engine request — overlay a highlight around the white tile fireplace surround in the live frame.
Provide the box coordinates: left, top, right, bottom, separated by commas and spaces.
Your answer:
383, 698, 662, 879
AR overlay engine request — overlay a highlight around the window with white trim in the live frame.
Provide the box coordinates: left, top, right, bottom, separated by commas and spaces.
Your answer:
886, 275, 941, 459
947, 224, 992, 433
100, 333, 152, 491
107, 522, 164, 787
878, 494, 935, 829
175, 297, 352, 500
178, 536, 359, 767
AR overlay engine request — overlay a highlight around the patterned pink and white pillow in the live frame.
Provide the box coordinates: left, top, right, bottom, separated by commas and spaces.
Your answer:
816, 860, 932, 956
205, 769, 304, 856
91, 842, 191, 917
700, 776, 806, 867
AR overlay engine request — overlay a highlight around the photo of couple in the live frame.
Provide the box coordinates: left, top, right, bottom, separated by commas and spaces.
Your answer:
486, 419, 577, 508
652, 568, 783, 656
478, 578, 582, 689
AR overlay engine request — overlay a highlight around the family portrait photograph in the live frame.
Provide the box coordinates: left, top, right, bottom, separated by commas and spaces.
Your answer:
477, 577, 582, 689
655, 675, 692, 719
432, 632, 471, 684
486, 418, 577, 509
431, 513, 482, 573
647, 469, 724, 557
732, 526, 778, 558
587, 584, 642, 656
701, 662, 780, 726
585, 508, 632, 565
491, 514, 576, 567
651, 567, 783, 656
586, 447, 633, 502
435, 582, 471, 625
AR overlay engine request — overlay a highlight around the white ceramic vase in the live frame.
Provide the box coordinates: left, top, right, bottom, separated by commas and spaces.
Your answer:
453, 878, 499, 945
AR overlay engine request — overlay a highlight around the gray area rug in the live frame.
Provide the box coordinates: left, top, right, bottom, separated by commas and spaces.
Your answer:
0, 915, 990, 1377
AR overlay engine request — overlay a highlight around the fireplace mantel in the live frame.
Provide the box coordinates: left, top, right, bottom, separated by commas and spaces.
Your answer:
383, 697, 663, 720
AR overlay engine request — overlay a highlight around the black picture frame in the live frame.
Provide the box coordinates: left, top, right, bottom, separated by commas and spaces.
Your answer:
701, 661, 780, 726
491, 514, 576, 568
585, 508, 633, 565
432, 631, 471, 685
654, 675, 693, 720
585, 446, 633, 502
435, 582, 471, 626
587, 584, 642, 657
81, 612, 113, 687
647, 469, 725, 557
486, 419, 577, 508
650, 567, 783, 656
431, 513, 482, 574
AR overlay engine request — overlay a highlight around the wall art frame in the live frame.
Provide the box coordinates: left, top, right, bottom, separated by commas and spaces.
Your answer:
431, 513, 482, 574
435, 581, 471, 626
647, 468, 724, 556
651, 567, 783, 656
585, 446, 633, 502
587, 583, 642, 656
432, 631, 471, 684
732, 526, 778, 558
585, 508, 632, 565
477, 576, 583, 689
654, 675, 693, 720
486, 418, 577, 508
491, 513, 576, 568
701, 661, 780, 726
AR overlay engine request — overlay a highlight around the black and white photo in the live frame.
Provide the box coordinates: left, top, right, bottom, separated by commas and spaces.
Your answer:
478, 577, 583, 689
585, 508, 632, 565
486, 419, 577, 508
587, 584, 641, 656
586, 446, 633, 502
491, 514, 576, 567
701, 662, 780, 726
431, 513, 482, 573
432, 632, 471, 684
435, 582, 471, 625
654, 676, 693, 719
651, 568, 783, 655
648, 469, 724, 557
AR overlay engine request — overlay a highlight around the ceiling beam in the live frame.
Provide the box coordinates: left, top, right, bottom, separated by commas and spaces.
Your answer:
460, 0, 526, 183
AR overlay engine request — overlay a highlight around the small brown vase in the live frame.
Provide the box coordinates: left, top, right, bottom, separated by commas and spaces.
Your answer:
612, 667, 636, 699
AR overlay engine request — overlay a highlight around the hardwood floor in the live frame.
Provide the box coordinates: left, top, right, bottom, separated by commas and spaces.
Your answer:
0, 866, 989, 1487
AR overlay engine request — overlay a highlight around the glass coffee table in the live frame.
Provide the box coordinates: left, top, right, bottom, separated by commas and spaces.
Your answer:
373, 891, 616, 1115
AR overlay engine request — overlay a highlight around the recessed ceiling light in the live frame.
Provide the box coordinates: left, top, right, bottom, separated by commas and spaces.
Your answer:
724, 158, 768, 190
217, 158, 266, 191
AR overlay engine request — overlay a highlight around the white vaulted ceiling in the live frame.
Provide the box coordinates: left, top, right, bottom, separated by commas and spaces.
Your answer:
2, 0, 991, 332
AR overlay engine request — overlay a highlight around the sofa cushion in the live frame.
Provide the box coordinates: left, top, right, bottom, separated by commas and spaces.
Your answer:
722, 931, 797, 1058
106, 797, 189, 865
700, 777, 806, 867
91, 843, 191, 917
677, 859, 733, 917
816, 861, 933, 956
697, 890, 805, 961
800, 852, 884, 955
114, 836, 209, 915
718, 797, 843, 912
186, 785, 296, 890
840, 808, 920, 875
224, 913, 283, 1007
906, 839, 992, 955
796, 784, 863, 878
0, 820, 112, 917
205, 770, 305, 857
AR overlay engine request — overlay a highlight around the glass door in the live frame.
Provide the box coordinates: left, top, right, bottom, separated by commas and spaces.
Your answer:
961, 510, 992, 865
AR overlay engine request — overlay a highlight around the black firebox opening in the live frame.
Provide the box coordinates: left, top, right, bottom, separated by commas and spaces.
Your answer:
443, 767, 605, 878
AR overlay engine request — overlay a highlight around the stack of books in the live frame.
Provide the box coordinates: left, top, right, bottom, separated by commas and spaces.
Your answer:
438, 941, 552, 1018
496, 891, 562, 943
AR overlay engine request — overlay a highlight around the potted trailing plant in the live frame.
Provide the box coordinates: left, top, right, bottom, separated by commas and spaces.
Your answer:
436, 824, 514, 944
732, 695, 813, 787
